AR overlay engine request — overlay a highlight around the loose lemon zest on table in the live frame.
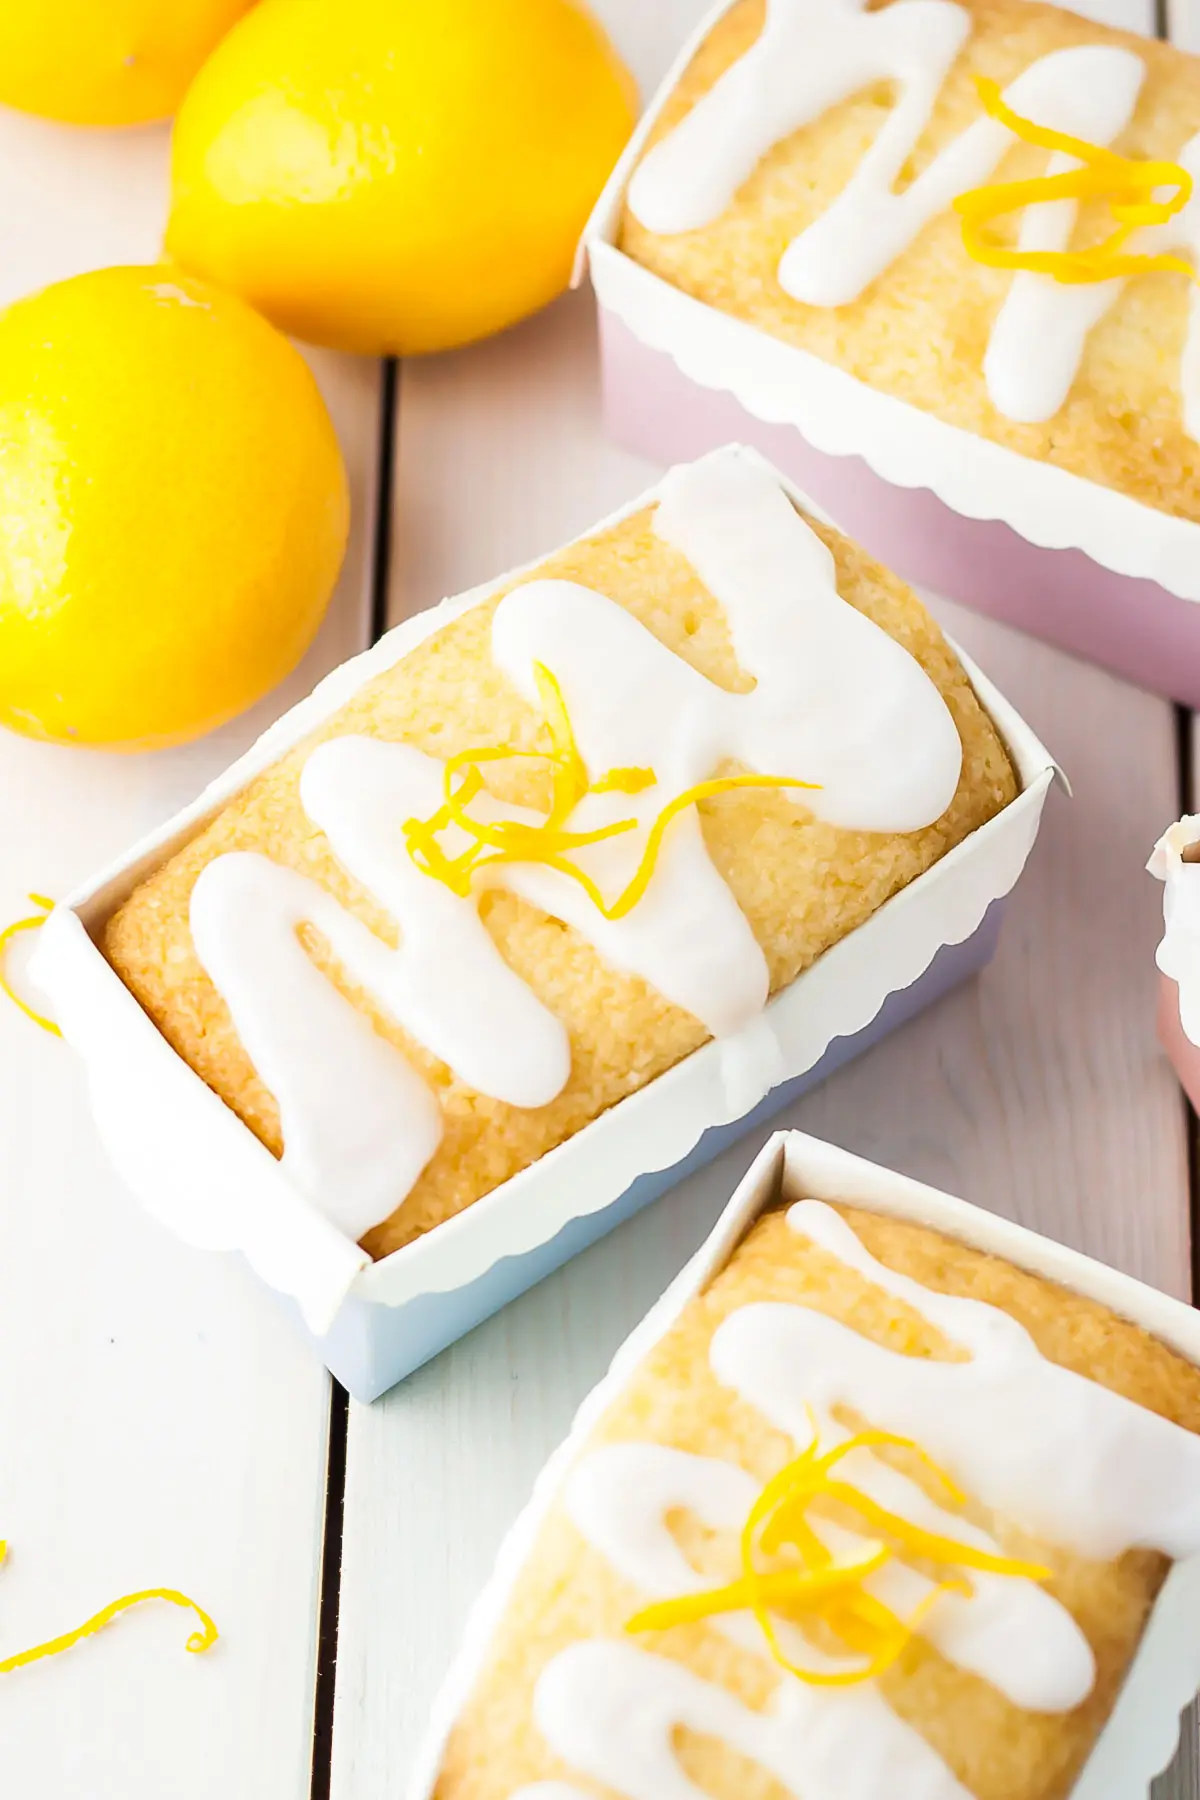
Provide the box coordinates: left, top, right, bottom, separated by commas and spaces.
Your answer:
626, 1427, 1050, 1686
0, 894, 61, 1037
954, 75, 1196, 284
0, 1540, 217, 1674
402, 660, 819, 917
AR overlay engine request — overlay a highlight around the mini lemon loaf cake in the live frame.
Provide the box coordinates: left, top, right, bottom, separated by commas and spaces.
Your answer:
104, 450, 1014, 1259
431, 1198, 1200, 1800
620, 0, 1200, 523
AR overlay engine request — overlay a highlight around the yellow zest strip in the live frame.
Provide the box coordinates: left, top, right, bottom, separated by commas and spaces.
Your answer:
759, 1577, 970, 1690
817, 1479, 1049, 1579
402, 662, 820, 919
0, 1541, 217, 1674
533, 662, 589, 825
954, 76, 1195, 285
626, 1428, 1049, 1687
0, 895, 61, 1037
625, 1542, 890, 1635
758, 1428, 965, 1550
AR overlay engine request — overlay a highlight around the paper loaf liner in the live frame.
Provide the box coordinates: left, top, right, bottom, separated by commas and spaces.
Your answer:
1158, 973, 1200, 1118
405, 1129, 1200, 1800
31, 449, 1057, 1395
578, 0, 1200, 707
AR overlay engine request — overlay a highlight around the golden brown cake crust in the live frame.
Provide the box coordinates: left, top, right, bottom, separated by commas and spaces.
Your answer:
433, 1201, 1200, 1800
103, 500, 1015, 1259
619, 0, 1200, 523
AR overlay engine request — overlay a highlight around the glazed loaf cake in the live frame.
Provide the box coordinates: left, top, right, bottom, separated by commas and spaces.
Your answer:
620, 0, 1200, 523
104, 450, 1014, 1259
431, 1197, 1200, 1800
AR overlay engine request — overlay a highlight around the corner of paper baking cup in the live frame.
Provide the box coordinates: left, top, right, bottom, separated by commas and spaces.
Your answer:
30, 907, 370, 1336
1072, 1554, 1200, 1798
403, 1127, 1200, 1800
584, 243, 1200, 607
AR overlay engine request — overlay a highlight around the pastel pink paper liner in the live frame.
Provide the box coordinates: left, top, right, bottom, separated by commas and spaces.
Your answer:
599, 309, 1200, 709
1159, 972, 1200, 1115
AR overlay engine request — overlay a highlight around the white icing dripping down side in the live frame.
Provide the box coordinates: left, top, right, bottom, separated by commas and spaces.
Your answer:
533, 1638, 971, 1800
713, 1201, 1200, 1562
189, 853, 443, 1241
628, 4, 1198, 432
187, 453, 962, 1237
565, 1440, 1094, 1710
1149, 814, 1200, 1049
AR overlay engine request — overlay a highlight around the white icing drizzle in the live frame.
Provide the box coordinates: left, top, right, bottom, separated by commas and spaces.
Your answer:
565, 1440, 1093, 1710
188, 852, 444, 1242
714, 1201, 1200, 1562
526, 1201, 1200, 1800
534, 1639, 971, 1800
490, 453, 961, 1029
187, 453, 960, 1238
627, 1, 1200, 431
1149, 814, 1200, 1049
986, 123, 1200, 428
776, 45, 1144, 315
627, 0, 972, 242
298, 736, 571, 1107
982, 56, 1143, 423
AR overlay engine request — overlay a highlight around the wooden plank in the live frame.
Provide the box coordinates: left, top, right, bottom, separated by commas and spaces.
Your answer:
1057, 0, 1154, 25
330, 6, 1195, 1800
1167, 1, 1200, 49
0, 113, 384, 1798
795, 595, 1188, 1295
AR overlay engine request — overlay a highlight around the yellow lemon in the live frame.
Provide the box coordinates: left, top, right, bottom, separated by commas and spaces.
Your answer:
0, 0, 256, 127
165, 0, 637, 355
0, 266, 349, 751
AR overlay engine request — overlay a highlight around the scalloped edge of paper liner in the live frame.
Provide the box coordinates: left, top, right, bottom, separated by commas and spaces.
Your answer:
30, 448, 1058, 1336
575, 0, 1200, 606
401, 1130, 1200, 1800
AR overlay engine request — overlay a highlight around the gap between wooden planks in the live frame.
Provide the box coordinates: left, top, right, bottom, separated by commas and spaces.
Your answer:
0, 123, 385, 1800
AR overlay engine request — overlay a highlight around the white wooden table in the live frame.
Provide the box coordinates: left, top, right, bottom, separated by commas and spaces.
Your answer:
1, 2, 1198, 1795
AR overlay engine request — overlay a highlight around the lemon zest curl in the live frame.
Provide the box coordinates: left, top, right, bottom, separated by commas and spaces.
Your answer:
402, 661, 819, 918
626, 1426, 1050, 1687
955, 76, 1196, 285
0, 1540, 217, 1675
0, 894, 61, 1037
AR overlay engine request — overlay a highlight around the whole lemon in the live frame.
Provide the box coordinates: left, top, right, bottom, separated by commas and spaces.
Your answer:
165, 0, 637, 355
0, 0, 255, 127
0, 266, 349, 751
